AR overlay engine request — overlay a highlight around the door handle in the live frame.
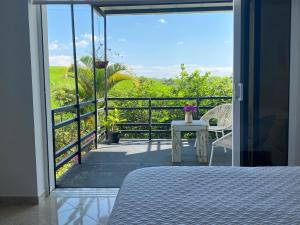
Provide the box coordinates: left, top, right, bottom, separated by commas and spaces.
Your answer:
237, 83, 243, 101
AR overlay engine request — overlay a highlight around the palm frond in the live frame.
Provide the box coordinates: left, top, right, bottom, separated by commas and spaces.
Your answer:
107, 71, 140, 89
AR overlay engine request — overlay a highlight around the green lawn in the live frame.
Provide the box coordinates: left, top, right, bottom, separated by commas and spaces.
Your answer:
49, 66, 75, 109
50, 66, 74, 89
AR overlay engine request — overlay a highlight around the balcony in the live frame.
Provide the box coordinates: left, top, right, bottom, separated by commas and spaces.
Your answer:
52, 96, 232, 188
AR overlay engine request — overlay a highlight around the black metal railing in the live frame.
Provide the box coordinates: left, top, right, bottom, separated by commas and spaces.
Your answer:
51, 96, 231, 179
51, 99, 100, 176
107, 96, 232, 140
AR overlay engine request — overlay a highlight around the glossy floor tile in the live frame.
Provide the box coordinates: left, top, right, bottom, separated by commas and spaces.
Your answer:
0, 188, 118, 225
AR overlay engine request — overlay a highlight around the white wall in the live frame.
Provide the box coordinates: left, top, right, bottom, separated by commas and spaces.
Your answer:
289, 0, 300, 166
0, 0, 49, 199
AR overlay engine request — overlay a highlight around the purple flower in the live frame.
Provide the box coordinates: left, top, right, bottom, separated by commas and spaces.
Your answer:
183, 104, 197, 112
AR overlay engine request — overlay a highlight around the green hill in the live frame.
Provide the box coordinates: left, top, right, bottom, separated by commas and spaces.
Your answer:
49, 66, 75, 109
49, 66, 74, 89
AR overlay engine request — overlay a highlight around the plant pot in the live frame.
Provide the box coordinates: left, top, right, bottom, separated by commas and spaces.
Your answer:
95, 60, 108, 69
110, 131, 120, 143
185, 112, 193, 123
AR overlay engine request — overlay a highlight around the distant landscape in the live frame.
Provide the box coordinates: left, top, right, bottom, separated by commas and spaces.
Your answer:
50, 60, 232, 178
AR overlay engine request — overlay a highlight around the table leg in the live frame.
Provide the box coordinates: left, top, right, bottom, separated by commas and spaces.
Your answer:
196, 130, 208, 163
172, 130, 181, 162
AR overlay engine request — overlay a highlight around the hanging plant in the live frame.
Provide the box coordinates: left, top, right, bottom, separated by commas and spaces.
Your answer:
95, 60, 109, 69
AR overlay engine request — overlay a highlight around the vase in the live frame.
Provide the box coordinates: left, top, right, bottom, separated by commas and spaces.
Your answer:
185, 112, 193, 123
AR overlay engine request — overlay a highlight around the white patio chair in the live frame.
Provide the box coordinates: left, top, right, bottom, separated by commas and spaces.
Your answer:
195, 103, 232, 148
201, 103, 232, 138
209, 132, 232, 166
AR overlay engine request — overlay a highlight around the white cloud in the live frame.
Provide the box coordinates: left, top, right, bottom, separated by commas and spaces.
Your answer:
81, 33, 104, 42
176, 41, 184, 45
158, 18, 167, 24
81, 33, 94, 41
49, 55, 73, 66
49, 40, 69, 51
127, 64, 232, 79
76, 40, 89, 48
117, 38, 128, 43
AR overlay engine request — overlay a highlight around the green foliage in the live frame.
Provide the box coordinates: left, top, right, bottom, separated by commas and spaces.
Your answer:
101, 109, 126, 132
49, 66, 75, 108
50, 59, 232, 177
65, 56, 139, 101
108, 64, 232, 139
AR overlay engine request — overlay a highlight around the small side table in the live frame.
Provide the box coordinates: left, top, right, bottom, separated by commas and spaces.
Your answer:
171, 120, 209, 163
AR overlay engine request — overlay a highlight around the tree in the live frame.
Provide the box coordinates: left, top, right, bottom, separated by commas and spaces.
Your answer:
66, 56, 139, 102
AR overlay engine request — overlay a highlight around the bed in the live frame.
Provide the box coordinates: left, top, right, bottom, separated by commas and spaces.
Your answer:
109, 166, 300, 224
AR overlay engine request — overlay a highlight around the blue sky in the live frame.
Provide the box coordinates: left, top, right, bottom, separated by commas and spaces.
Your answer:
47, 5, 233, 78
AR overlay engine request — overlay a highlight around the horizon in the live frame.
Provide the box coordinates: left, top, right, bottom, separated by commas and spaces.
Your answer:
47, 5, 233, 79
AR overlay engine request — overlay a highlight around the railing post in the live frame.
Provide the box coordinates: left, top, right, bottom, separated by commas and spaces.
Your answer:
71, 4, 81, 164
51, 111, 57, 187
91, 6, 98, 148
104, 15, 109, 141
196, 96, 200, 119
148, 98, 152, 140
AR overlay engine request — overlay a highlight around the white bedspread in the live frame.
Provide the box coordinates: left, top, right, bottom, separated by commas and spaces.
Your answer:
109, 166, 300, 225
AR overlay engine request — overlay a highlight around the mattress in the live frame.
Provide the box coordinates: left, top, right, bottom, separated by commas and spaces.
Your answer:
109, 166, 300, 225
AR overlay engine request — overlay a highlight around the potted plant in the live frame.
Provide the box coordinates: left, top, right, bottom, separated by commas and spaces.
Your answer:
183, 104, 197, 123
102, 109, 126, 143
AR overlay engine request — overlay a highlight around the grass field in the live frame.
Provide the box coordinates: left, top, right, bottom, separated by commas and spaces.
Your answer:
49, 66, 74, 89
49, 66, 75, 109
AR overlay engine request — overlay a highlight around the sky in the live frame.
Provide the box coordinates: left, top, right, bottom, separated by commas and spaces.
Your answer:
47, 5, 233, 79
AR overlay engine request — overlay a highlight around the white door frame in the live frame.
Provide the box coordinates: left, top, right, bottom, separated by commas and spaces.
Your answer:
40, 5, 55, 191
232, 0, 242, 166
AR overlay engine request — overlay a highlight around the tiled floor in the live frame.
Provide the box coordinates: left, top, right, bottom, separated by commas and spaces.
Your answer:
0, 188, 118, 225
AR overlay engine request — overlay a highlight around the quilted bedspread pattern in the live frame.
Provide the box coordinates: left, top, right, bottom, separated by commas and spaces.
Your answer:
109, 166, 300, 225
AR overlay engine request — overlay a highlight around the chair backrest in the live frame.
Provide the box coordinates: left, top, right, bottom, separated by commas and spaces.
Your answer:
213, 132, 232, 148
201, 103, 232, 128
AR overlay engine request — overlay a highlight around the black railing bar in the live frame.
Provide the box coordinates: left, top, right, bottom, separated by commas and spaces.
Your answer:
79, 100, 96, 107
54, 117, 77, 130
119, 130, 149, 133
151, 123, 171, 126
52, 104, 77, 113
151, 130, 170, 133
81, 139, 94, 151
56, 151, 78, 171
51, 111, 57, 187
106, 105, 228, 111
116, 122, 171, 126
107, 97, 149, 100
152, 106, 221, 110
71, 3, 82, 164
116, 123, 149, 126
107, 107, 149, 110
80, 130, 96, 142
107, 97, 196, 100
80, 111, 95, 120
119, 130, 170, 133
148, 98, 152, 140
199, 96, 232, 100
51, 97, 231, 114
107, 96, 231, 101
91, 5, 97, 147
55, 140, 78, 158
